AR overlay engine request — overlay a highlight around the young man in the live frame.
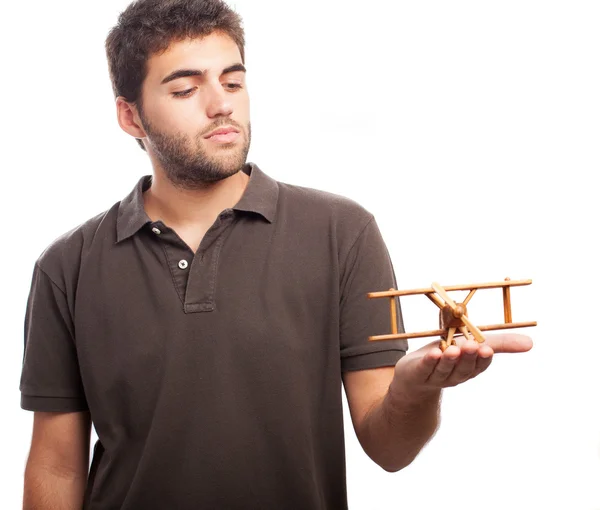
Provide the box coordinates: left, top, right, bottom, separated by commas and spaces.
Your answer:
19, 0, 533, 508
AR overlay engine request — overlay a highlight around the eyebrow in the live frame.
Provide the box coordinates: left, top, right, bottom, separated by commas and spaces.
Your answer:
160, 63, 246, 85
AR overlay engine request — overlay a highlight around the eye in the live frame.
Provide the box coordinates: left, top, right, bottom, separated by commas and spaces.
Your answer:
225, 83, 243, 90
172, 88, 195, 98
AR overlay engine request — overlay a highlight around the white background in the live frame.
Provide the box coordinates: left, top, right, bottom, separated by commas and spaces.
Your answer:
2, 1, 599, 508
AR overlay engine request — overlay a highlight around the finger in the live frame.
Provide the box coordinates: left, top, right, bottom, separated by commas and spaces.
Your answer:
445, 340, 480, 385
449, 332, 468, 348
416, 346, 443, 381
416, 338, 448, 355
472, 345, 494, 376
426, 345, 460, 385
484, 333, 533, 353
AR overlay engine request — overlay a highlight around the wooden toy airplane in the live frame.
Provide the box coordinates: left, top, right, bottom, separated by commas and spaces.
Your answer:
367, 278, 537, 351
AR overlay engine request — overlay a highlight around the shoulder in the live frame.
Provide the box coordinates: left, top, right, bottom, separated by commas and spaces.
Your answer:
35, 202, 120, 292
277, 180, 375, 238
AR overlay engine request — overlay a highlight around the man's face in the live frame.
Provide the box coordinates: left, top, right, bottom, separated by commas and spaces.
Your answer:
137, 32, 251, 188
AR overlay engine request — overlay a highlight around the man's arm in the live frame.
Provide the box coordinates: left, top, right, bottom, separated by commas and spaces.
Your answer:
343, 366, 441, 472
23, 410, 91, 509
343, 333, 533, 473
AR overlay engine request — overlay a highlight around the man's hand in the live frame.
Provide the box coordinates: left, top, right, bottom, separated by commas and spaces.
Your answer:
390, 333, 533, 398
357, 333, 533, 472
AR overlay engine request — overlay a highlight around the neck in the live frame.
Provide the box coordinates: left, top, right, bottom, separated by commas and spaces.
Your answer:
142, 167, 250, 227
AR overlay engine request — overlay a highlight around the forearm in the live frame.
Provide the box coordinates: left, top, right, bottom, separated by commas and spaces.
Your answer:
23, 464, 87, 510
358, 384, 442, 472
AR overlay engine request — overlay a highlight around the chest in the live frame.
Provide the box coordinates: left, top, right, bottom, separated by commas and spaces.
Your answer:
72, 219, 340, 437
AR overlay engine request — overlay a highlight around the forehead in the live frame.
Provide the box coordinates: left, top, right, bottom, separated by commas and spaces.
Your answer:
145, 32, 242, 83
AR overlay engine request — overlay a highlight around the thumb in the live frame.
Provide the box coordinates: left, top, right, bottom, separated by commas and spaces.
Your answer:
482, 332, 533, 353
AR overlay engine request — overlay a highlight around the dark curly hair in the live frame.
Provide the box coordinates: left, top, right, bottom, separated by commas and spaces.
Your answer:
105, 0, 246, 151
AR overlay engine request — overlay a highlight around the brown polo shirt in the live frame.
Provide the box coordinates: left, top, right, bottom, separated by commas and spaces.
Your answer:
20, 162, 407, 510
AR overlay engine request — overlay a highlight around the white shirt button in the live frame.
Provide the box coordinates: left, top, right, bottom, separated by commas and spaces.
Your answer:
178, 259, 188, 269
152, 227, 161, 235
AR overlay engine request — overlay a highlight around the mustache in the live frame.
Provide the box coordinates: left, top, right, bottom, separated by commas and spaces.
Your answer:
202, 119, 244, 137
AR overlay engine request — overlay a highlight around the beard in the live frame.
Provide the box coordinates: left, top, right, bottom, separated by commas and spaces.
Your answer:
139, 109, 251, 190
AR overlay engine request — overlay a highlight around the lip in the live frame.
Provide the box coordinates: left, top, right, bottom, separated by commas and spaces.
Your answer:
206, 131, 239, 144
205, 126, 239, 138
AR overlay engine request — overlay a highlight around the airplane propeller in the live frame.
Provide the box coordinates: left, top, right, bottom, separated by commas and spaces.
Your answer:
431, 282, 486, 345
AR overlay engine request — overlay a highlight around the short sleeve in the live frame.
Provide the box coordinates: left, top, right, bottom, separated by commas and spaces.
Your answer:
19, 262, 88, 412
340, 216, 408, 372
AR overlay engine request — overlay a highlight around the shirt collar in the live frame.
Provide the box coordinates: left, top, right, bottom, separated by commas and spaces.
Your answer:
115, 162, 279, 244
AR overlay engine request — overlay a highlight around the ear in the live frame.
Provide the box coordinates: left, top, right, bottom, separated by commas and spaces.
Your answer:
116, 97, 147, 141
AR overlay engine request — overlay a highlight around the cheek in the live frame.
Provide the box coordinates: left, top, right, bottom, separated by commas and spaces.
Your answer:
171, 116, 207, 142
239, 98, 250, 121
153, 95, 203, 128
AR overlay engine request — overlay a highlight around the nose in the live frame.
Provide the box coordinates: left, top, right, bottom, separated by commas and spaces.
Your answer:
205, 81, 234, 119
